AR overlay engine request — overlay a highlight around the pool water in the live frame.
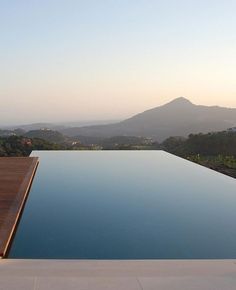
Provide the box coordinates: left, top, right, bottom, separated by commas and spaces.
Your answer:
9, 151, 236, 259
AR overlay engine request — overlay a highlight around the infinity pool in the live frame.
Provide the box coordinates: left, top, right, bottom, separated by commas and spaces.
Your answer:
9, 151, 236, 259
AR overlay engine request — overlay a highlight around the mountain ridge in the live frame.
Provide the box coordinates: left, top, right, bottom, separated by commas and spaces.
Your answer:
60, 97, 236, 141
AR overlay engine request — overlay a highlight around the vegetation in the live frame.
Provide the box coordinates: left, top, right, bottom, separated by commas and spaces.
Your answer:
161, 132, 236, 178
186, 155, 236, 179
24, 129, 65, 143
0, 135, 101, 157
161, 131, 236, 157
100, 136, 156, 150
0, 129, 235, 179
0, 136, 66, 156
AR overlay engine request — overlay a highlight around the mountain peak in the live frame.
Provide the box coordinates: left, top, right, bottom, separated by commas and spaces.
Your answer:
168, 97, 193, 106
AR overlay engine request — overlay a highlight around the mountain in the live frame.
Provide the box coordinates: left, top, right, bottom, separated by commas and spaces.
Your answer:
6, 120, 120, 131
7, 123, 67, 132
24, 129, 65, 143
0, 128, 26, 137
61, 97, 236, 142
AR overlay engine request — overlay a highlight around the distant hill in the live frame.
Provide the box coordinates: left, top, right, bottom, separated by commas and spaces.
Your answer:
0, 128, 25, 137
0, 129, 16, 137
7, 123, 67, 132
6, 119, 120, 131
61, 97, 236, 141
24, 129, 65, 143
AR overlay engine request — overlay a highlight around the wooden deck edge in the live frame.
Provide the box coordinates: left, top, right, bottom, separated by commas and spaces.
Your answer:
0, 158, 39, 258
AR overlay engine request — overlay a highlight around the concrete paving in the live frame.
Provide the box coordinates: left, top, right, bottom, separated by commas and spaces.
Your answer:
0, 260, 236, 289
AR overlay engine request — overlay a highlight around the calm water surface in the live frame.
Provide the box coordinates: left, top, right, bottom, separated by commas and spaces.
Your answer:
9, 151, 236, 259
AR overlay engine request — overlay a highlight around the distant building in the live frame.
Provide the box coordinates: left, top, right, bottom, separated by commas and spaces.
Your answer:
21, 138, 32, 146
72, 141, 81, 146
227, 127, 236, 132
40, 128, 51, 131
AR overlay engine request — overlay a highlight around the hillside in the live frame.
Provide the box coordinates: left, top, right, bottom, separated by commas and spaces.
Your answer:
0, 136, 65, 156
24, 129, 65, 143
61, 97, 236, 142
161, 131, 236, 179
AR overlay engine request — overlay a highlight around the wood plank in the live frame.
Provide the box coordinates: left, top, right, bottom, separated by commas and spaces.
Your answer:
0, 157, 38, 258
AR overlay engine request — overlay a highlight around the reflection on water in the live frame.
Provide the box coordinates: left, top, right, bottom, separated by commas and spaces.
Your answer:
9, 151, 236, 259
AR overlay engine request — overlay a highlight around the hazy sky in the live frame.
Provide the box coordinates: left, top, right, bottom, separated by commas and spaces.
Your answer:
0, 0, 236, 125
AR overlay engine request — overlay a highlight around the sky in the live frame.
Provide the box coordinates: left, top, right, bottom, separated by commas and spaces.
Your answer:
0, 0, 236, 125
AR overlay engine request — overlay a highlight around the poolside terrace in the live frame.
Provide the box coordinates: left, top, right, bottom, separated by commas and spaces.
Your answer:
0, 153, 236, 289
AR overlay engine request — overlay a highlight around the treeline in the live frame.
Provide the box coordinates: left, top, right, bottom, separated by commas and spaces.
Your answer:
161, 131, 236, 178
161, 131, 236, 157
1, 131, 236, 157
0, 136, 65, 157
1, 131, 236, 178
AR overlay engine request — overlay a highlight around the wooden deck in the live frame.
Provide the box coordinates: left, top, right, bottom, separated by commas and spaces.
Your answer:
0, 157, 38, 258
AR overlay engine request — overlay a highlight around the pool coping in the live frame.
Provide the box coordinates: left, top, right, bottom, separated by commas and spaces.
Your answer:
0, 259, 236, 289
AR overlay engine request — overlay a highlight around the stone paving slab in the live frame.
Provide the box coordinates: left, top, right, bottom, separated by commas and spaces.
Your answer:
0, 260, 236, 290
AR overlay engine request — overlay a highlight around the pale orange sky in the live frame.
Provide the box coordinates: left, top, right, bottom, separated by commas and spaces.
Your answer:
0, 1, 236, 125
